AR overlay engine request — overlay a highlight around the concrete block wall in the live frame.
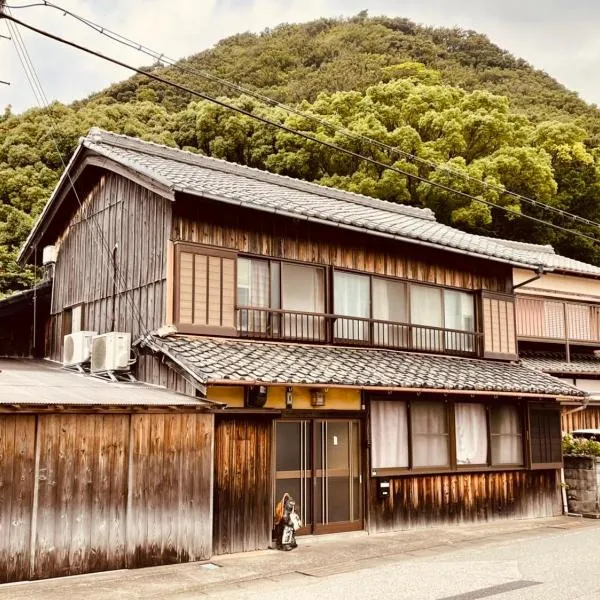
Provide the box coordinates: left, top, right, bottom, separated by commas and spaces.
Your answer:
564, 455, 600, 514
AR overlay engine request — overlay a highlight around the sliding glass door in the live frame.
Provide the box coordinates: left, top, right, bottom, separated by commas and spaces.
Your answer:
274, 419, 362, 535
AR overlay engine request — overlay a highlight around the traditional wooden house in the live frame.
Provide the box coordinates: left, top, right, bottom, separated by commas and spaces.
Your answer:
498, 240, 600, 431
8, 128, 585, 581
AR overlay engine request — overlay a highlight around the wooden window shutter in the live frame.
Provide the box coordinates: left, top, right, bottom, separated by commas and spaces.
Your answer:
529, 408, 562, 468
515, 296, 544, 338
481, 291, 517, 359
566, 303, 592, 341
174, 243, 237, 335
543, 300, 565, 338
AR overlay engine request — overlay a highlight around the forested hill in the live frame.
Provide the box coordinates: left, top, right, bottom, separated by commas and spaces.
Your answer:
3, 13, 600, 297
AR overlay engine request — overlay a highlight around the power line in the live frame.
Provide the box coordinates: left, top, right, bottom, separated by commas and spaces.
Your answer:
5, 13, 150, 337
3, 11, 600, 251
9, 0, 600, 234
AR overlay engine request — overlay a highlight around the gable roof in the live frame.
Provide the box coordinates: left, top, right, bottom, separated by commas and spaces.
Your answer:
141, 334, 586, 399
19, 128, 600, 277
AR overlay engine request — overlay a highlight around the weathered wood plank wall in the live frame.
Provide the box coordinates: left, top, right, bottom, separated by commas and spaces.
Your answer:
213, 416, 273, 555
562, 406, 600, 433
173, 197, 512, 294
369, 470, 561, 533
0, 412, 213, 584
48, 172, 171, 360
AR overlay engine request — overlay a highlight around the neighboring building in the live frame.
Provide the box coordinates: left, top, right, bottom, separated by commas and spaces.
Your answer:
4, 128, 585, 582
494, 240, 600, 431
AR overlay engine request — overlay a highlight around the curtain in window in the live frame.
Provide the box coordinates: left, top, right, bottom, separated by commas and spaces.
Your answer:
370, 401, 409, 469
411, 401, 449, 467
282, 263, 325, 340
455, 403, 488, 465
410, 286, 443, 351
334, 272, 370, 341
237, 258, 270, 332
444, 290, 475, 352
490, 405, 523, 465
372, 278, 408, 347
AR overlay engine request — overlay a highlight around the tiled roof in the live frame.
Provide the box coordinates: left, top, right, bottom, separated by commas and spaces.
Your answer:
77, 129, 600, 275
0, 359, 209, 406
141, 335, 586, 397
521, 352, 600, 375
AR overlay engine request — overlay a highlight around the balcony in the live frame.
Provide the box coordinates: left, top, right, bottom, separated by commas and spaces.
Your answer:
516, 296, 600, 344
236, 307, 483, 357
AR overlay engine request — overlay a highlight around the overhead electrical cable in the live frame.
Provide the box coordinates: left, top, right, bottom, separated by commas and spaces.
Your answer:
2, 11, 600, 251
5, 11, 151, 337
7, 1, 600, 233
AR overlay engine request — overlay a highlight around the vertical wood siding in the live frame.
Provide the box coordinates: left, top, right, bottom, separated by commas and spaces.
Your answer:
0, 412, 213, 584
562, 406, 600, 432
49, 173, 171, 359
173, 199, 512, 294
213, 417, 273, 555
369, 470, 561, 533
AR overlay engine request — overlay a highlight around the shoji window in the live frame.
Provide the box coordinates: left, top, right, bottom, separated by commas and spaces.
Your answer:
490, 405, 523, 466
174, 243, 236, 335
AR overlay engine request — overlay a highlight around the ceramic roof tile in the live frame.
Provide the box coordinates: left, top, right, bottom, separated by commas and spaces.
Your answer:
521, 352, 600, 375
143, 335, 585, 397
74, 129, 600, 277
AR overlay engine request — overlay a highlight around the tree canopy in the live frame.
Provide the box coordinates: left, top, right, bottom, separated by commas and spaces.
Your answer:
3, 14, 600, 297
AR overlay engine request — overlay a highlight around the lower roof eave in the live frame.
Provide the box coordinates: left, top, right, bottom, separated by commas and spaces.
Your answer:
206, 378, 583, 402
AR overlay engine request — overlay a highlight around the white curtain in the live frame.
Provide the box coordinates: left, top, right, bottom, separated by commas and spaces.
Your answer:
334, 272, 370, 341
411, 401, 449, 467
371, 401, 408, 469
491, 405, 523, 465
237, 258, 270, 332
444, 290, 474, 351
282, 263, 325, 340
410, 286, 443, 351
455, 403, 488, 465
372, 278, 408, 347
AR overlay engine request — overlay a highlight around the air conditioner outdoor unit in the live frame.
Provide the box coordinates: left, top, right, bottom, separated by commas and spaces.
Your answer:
91, 332, 132, 373
63, 331, 97, 366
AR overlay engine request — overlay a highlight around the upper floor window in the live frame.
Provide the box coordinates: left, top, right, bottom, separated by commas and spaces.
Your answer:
237, 257, 325, 340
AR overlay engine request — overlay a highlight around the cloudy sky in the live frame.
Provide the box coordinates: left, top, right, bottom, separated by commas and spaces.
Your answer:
1, 0, 599, 114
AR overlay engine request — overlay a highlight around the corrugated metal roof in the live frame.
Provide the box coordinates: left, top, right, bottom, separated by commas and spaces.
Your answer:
0, 359, 208, 407
141, 334, 586, 398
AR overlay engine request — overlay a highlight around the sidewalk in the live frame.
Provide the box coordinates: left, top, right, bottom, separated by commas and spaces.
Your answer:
2, 516, 596, 600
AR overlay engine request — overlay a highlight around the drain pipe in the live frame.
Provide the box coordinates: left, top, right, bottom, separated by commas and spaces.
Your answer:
511, 265, 547, 292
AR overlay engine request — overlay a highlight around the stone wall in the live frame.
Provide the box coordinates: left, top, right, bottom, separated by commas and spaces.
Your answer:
563, 455, 600, 514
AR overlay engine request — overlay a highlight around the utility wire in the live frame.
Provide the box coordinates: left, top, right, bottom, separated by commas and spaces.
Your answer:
3, 11, 600, 250
7, 0, 600, 233
6, 12, 150, 337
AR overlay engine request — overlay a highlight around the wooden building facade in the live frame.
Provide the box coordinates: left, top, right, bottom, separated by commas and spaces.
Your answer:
10, 128, 586, 581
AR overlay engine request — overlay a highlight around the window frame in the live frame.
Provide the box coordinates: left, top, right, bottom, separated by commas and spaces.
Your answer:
528, 406, 563, 470
173, 241, 238, 336
369, 396, 531, 477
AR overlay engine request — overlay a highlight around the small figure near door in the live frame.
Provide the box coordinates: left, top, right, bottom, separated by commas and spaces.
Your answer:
273, 492, 302, 551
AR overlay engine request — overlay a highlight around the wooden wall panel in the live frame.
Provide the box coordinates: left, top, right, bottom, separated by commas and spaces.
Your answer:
482, 292, 517, 359
0, 416, 36, 584
173, 198, 511, 294
0, 412, 213, 584
51, 172, 171, 340
127, 413, 213, 567
369, 469, 561, 533
213, 416, 273, 555
562, 406, 600, 433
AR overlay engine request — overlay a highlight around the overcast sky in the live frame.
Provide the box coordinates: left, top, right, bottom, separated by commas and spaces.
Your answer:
1, 0, 599, 115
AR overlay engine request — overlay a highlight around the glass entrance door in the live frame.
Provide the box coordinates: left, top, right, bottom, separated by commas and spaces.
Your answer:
274, 419, 362, 534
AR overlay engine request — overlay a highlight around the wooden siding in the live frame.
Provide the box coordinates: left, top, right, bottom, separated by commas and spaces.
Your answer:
48, 172, 171, 359
482, 292, 517, 359
173, 197, 512, 294
213, 416, 273, 555
369, 470, 561, 533
562, 406, 600, 432
0, 412, 213, 584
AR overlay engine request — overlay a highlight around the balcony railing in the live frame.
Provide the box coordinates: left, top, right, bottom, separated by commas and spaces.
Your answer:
516, 296, 600, 344
236, 307, 483, 356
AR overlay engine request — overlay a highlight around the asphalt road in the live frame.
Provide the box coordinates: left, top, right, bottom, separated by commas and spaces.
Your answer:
211, 523, 600, 600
